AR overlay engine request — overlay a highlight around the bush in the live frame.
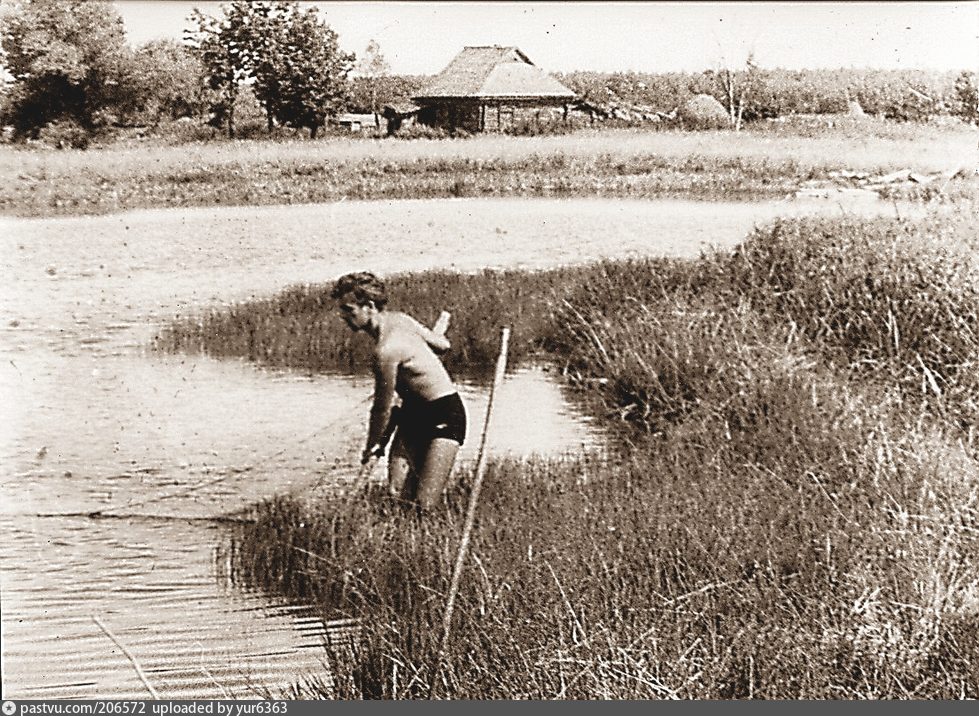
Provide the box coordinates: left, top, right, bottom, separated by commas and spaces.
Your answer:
36, 119, 91, 149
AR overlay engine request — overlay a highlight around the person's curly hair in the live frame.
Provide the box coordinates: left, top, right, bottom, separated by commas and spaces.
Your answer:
331, 271, 388, 309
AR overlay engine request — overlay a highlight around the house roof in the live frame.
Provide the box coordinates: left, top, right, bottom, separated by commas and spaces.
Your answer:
414, 46, 577, 100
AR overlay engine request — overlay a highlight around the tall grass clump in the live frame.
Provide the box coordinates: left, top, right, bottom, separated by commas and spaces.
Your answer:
540, 204, 979, 428
230, 399, 979, 698
156, 267, 581, 379
157, 256, 727, 380
726, 207, 979, 422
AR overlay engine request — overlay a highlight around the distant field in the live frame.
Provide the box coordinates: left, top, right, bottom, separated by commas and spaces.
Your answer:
2, 122, 974, 217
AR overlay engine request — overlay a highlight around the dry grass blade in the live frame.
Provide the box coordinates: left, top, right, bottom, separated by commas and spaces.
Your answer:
92, 616, 161, 700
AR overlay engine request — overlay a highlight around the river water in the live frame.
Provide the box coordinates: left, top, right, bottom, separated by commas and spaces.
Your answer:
0, 195, 904, 698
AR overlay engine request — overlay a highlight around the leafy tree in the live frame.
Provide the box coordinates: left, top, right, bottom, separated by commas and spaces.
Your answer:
230, 1, 290, 132
126, 39, 206, 125
261, 4, 353, 137
184, 3, 252, 137
1, 0, 132, 137
356, 39, 389, 128
185, 1, 353, 138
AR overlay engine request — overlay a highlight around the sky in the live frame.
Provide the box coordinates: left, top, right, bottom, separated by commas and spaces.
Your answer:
112, 1, 979, 75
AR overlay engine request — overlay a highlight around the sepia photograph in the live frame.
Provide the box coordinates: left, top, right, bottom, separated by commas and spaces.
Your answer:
1, 0, 977, 701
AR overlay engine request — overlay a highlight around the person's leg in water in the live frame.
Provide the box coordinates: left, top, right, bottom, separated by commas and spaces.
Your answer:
389, 430, 460, 512
388, 430, 422, 504
413, 438, 461, 511
389, 394, 466, 511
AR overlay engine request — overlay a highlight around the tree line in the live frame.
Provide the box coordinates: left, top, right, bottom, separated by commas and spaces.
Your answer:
0, 0, 402, 141
1, 0, 976, 146
558, 68, 979, 124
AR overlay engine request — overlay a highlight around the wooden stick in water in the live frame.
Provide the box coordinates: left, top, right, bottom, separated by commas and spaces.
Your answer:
429, 326, 510, 699
92, 615, 161, 699
433, 310, 451, 336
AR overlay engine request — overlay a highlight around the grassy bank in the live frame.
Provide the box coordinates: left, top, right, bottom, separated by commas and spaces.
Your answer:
237, 424, 978, 698
156, 265, 589, 380
201, 201, 979, 698
4, 124, 975, 217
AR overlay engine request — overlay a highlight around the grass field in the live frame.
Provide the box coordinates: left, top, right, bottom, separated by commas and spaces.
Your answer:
3, 122, 975, 217
177, 198, 979, 698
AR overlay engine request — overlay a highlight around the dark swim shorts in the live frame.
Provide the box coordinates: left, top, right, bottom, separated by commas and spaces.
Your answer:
397, 393, 467, 446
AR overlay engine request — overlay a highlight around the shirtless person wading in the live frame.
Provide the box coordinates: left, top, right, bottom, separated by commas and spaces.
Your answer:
332, 272, 467, 510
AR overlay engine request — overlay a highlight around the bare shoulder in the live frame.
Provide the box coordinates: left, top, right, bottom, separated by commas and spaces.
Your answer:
384, 312, 430, 346
386, 311, 425, 334
387, 310, 451, 354
376, 314, 417, 361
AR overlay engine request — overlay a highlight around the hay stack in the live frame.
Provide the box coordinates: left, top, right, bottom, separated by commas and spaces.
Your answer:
680, 94, 730, 129
846, 99, 866, 117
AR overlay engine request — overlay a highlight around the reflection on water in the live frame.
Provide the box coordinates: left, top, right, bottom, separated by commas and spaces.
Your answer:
1, 515, 333, 699
0, 196, 903, 698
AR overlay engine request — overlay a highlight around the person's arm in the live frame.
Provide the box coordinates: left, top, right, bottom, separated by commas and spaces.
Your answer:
363, 346, 399, 463
409, 311, 452, 353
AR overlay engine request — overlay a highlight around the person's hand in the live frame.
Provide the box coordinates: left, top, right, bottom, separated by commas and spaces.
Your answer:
361, 444, 384, 464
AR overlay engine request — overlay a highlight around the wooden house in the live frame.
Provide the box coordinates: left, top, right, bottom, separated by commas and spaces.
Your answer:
412, 46, 578, 133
